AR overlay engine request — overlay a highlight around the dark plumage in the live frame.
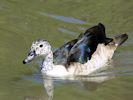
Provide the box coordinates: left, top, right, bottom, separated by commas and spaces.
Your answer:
53, 39, 78, 64
66, 23, 113, 66
53, 23, 113, 67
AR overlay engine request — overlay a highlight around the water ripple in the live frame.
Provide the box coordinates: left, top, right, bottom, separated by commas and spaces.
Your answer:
58, 27, 78, 35
38, 11, 87, 24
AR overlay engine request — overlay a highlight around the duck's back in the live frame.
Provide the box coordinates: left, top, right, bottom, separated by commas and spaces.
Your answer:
66, 23, 113, 66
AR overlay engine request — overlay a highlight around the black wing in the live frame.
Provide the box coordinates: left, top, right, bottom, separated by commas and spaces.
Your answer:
53, 39, 77, 65
53, 23, 113, 66
66, 23, 113, 67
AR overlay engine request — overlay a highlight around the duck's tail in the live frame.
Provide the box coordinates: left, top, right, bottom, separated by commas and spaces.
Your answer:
113, 33, 128, 47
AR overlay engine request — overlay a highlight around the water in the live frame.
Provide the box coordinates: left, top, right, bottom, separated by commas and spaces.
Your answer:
0, 0, 133, 100
38, 11, 87, 25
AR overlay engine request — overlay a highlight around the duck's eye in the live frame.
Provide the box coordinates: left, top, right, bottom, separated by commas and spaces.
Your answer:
40, 44, 43, 47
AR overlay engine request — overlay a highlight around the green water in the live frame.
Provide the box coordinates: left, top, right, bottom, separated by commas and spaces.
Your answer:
0, 0, 133, 100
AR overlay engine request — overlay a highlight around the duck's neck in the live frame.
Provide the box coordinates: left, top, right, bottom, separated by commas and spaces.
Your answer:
41, 51, 54, 72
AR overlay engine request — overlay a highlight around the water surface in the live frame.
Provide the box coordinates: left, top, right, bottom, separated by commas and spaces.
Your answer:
0, 0, 133, 100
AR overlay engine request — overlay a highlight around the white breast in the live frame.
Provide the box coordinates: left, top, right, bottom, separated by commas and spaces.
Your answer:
41, 65, 70, 77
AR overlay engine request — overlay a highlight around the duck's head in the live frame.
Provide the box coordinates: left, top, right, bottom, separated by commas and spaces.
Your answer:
23, 39, 51, 64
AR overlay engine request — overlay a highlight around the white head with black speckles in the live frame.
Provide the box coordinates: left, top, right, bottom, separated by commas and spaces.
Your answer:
23, 39, 52, 64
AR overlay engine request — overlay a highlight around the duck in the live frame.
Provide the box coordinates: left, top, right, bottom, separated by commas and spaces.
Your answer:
23, 24, 128, 77
53, 23, 113, 66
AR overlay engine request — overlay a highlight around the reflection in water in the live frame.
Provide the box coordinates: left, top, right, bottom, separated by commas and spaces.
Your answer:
22, 62, 116, 100
58, 27, 78, 36
24, 96, 43, 100
42, 73, 115, 100
23, 72, 115, 100
38, 11, 87, 24
43, 78, 54, 100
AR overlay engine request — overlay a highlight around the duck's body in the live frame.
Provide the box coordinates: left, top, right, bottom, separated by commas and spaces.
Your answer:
23, 23, 128, 78
41, 43, 115, 77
